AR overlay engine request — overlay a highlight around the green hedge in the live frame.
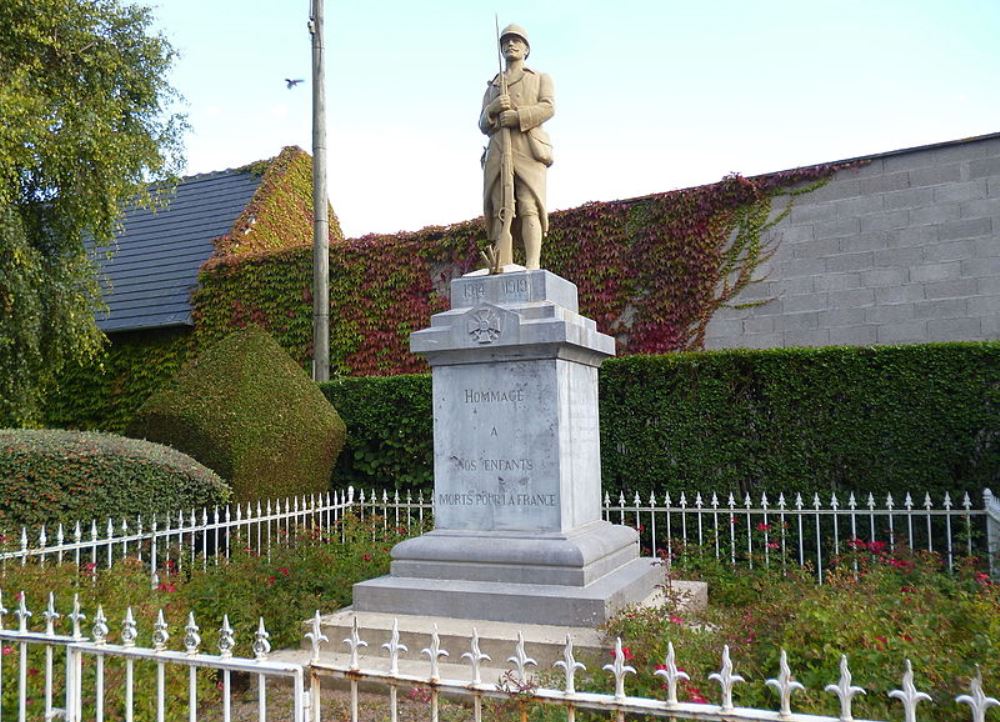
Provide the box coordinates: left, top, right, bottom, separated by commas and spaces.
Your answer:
321, 342, 999, 499
322, 374, 433, 491
127, 327, 346, 502
0, 430, 231, 530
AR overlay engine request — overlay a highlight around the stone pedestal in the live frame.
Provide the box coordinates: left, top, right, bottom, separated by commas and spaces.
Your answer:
352, 267, 661, 627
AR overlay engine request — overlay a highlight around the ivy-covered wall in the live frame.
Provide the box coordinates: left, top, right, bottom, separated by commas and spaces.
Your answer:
44, 146, 342, 432
47, 158, 861, 431
193, 163, 862, 378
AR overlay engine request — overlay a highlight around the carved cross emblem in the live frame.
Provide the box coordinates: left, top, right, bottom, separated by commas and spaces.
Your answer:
467, 307, 503, 344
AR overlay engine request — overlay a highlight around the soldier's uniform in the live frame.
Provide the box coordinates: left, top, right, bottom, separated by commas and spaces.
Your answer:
479, 28, 554, 256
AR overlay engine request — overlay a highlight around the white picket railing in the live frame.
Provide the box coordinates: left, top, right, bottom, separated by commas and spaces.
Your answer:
0, 489, 366, 584
4, 591, 996, 722
606, 488, 998, 581
305, 614, 998, 722
0, 590, 307, 721
3, 487, 996, 583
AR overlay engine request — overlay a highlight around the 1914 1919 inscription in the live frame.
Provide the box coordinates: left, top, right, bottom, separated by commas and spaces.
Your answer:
462, 276, 530, 302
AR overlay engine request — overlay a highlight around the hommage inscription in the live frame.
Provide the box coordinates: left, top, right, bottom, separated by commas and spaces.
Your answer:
464, 388, 525, 404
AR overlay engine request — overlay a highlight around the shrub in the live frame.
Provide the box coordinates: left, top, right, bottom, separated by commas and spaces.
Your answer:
0, 429, 230, 530
321, 374, 433, 491
126, 326, 346, 502
320, 342, 998, 499
602, 546, 998, 722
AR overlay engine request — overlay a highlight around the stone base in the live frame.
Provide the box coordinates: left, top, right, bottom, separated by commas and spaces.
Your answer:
388, 521, 640, 586
353, 558, 661, 627
354, 522, 663, 627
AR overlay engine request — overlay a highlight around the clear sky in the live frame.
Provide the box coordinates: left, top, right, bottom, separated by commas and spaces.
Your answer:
151, 0, 1000, 239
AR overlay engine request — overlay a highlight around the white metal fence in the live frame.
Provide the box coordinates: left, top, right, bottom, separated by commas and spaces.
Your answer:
0, 591, 306, 721
3, 592, 996, 722
3, 487, 997, 583
0, 488, 417, 584
307, 615, 999, 722
606, 488, 999, 581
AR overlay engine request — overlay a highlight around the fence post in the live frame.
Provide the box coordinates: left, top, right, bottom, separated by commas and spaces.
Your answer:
985, 489, 999, 580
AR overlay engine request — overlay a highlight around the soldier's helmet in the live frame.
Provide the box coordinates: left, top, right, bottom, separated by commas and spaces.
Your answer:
499, 24, 530, 57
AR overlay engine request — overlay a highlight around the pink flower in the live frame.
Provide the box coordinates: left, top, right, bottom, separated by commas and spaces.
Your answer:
610, 646, 635, 661
767, 542, 780, 550
669, 615, 684, 625
278, 567, 290, 576
157, 582, 176, 593
2, 646, 12, 656
867, 540, 887, 554
755, 522, 771, 532
847, 538, 866, 551
687, 685, 708, 704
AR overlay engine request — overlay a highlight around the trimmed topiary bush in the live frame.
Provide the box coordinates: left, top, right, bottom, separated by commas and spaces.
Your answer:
126, 326, 346, 502
0, 430, 230, 530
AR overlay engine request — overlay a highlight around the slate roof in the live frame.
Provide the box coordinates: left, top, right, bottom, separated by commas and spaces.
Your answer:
94, 167, 263, 333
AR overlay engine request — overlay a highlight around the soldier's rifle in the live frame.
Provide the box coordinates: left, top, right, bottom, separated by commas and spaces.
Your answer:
483, 16, 515, 275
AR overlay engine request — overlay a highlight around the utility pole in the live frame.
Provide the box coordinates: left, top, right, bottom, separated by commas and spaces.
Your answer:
309, 0, 330, 382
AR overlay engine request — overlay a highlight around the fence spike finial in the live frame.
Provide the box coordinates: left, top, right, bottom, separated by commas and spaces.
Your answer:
16, 592, 32, 633
766, 649, 805, 717
93, 605, 109, 645
421, 623, 449, 681
383, 618, 409, 676
653, 641, 689, 705
956, 666, 999, 722
122, 607, 137, 647
708, 645, 744, 711
184, 612, 201, 655
218, 614, 235, 657
889, 659, 931, 722
344, 615, 368, 670
507, 631, 538, 683
69, 594, 85, 640
305, 610, 329, 662
253, 617, 271, 661
461, 627, 490, 684
153, 609, 169, 652
554, 634, 586, 694
43, 591, 60, 636
602, 637, 636, 700
825, 654, 865, 721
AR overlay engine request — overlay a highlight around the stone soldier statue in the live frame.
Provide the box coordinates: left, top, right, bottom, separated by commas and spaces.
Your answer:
480, 23, 554, 270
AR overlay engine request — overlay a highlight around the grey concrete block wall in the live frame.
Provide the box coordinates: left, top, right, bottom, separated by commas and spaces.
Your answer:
705, 133, 1000, 349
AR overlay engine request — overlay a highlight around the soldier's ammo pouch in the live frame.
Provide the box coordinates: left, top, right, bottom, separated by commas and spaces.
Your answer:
528, 128, 553, 167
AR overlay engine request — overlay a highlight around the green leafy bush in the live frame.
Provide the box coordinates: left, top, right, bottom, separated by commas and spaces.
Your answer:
600, 342, 999, 499
600, 545, 998, 721
0, 429, 230, 530
321, 374, 433, 490
126, 326, 346, 502
321, 342, 998, 499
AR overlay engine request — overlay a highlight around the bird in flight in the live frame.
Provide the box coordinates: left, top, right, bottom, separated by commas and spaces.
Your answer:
285, 78, 304, 89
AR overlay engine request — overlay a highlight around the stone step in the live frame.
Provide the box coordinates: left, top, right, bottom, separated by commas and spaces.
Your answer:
298, 581, 706, 677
